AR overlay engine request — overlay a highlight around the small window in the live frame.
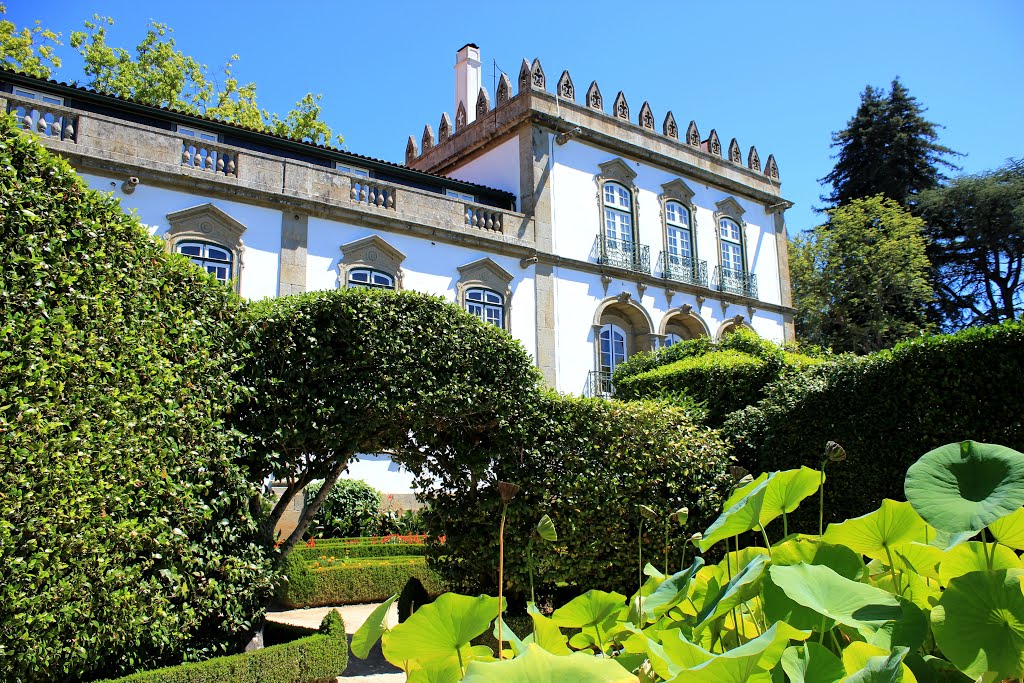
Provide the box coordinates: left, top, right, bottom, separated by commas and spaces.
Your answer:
446, 189, 476, 203
177, 241, 232, 283
337, 163, 370, 177
12, 87, 63, 106
177, 125, 218, 142
665, 201, 693, 261
719, 217, 744, 274
466, 287, 504, 327
602, 181, 633, 246
348, 268, 395, 290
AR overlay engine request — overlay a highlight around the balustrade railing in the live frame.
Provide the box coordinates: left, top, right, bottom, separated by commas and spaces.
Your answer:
659, 252, 708, 287
594, 236, 651, 274
350, 179, 396, 209
465, 204, 504, 232
714, 265, 758, 299
586, 370, 615, 398
8, 98, 76, 142
181, 138, 238, 176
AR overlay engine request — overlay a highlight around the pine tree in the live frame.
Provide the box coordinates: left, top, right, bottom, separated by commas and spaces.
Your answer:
821, 79, 960, 208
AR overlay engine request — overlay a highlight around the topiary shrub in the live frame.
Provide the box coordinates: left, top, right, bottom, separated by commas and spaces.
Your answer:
276, 553, 445, 608
0, 114, 275, 681
304, 479, 383, 539
724, 321, 1024, 532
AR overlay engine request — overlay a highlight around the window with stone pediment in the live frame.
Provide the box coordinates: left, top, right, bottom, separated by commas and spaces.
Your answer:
339, 235, 406, 291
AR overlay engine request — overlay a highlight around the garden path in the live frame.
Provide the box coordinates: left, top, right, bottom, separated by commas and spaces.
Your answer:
266, 602, 404, 682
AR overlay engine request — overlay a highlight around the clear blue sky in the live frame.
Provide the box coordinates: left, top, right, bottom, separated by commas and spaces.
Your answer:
10, 0, 1022, 233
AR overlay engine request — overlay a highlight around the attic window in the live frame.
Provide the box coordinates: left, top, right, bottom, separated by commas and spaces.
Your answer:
12, 87, 63, 106
336, 163, 369, 177
446, 188, 475, 202
177, 124, 218, 142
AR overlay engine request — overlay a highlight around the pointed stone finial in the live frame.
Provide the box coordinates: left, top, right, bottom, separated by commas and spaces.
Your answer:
530, 58, 546, 89
518, 59, 531, 93
747, 146, 761, 171
422, 124, 435, 152
706, 129, 721, 156
765, 154, 779, 180
686, 120, 700, 147
476, 87, 491, 119
638, 101, 654, 130
663, 111, 678, 138
497, 73, 512, 105
406, 135, 418, 164
613, 91, 629, 120
455, 101, 468, 131
728, 138, 741, 164
557, 70, 574, 100
438, 112, 452, 143
586, 81, 603, 111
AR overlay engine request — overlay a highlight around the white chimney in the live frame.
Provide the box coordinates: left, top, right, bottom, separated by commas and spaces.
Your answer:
454, 43, 482, 127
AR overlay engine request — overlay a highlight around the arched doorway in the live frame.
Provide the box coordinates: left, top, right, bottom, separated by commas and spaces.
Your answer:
590, 295, 655, 396
659, 306, 710, 347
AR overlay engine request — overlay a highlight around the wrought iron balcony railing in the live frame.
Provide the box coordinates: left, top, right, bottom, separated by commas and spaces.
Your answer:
586, 370, 615, 398
714, 266, 758, 299
659, 253, 708, 288
594, 236, 651, 274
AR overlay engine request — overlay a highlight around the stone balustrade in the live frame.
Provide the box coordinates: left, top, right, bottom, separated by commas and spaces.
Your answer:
181, 137, 238, 176
349, 179, 396, 209
7, 96, 77, 142
465, 204, 504, 233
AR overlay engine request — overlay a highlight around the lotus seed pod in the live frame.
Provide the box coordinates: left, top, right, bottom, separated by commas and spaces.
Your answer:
825, 441, 847, 462
497, 481, 521, 504
689, 532, 703, 542
639, 505, 658, 521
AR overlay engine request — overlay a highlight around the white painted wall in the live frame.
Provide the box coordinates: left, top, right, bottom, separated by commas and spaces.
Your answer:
446, 136, 521, 205
79, 173, 282, 301
305, 217, 537, 361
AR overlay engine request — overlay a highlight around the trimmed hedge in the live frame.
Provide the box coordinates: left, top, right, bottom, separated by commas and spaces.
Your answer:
293, 540, 427, 562
724, 321, 1024, 531
96, 611, 347, 683
0, 113, 274, 681
277, 554, 445, 608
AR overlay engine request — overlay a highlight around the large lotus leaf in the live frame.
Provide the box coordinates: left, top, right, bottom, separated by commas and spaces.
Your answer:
872, 570, 940, 614
658, 629, 714, 670
822, 500, 933, 562
756, 621, 812, 671
406, 658, 464, 683
699, 475, 775, 552
461, 643, 638, 683
781, 642, 847, 683
763, 539, 864, 631
938, 541, 1021, 586
931, 568, 1024, 679
382, 593, 502, 669
910, 654, 973, 682
723, 472, 770, 510
664, 624, 788, 683
842, 644, 913, 683
694, 554, 769, 634
639, 558, 705, 623
492, 616, 524, 657
351, 593, 398, 659
929, 528, 977, 550
770, 563, 903, 637
905, 441, 1024, 534
868, 597, 928, 651
719, 547, 771, 576
892, 543, 945, 583
760, 467, 825, 528
989, 508, 1024, 550
552, 589, 626, 628
536, 514, 557, 542
524, 602, 570, 656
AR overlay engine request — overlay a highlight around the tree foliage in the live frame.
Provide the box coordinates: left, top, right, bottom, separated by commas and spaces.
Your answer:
918, 159, 1024, 329
0, 115, 275, 681
821, 79, 960, 208
792, 195, 934, 353
0, 4, 61, 78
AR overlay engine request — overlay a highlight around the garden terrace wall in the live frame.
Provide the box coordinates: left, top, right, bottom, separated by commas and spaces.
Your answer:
278, 555, 445, 608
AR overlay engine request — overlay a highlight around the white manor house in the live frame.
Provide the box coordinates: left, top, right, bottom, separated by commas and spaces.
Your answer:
2, 45, 795, 498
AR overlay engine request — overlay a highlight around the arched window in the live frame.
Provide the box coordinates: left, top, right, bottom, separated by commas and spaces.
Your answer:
599, 323, 628, 375
665, 201, 694, 264
664, 332, 683, 347
602, 181, 634, 250
466, 288, 504, 327
177, 241, 233, 283
719, 217, 744, 276
348, 268, 395, 290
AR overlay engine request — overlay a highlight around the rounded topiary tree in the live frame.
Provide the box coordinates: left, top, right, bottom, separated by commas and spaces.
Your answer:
304, 478, 383, 539
0, 115, 275, 681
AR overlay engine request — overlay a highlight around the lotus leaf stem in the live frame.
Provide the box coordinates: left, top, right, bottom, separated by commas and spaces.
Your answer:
497, 503, 507, 660
664, 521, 670, 576
758, 526, 773, 557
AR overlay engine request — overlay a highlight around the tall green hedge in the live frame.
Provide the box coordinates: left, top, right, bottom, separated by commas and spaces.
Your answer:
414, 394, 733, 600
0, 115, 275, 681
277, 554, 445, 608
724, 321, 1024, 531
96, 611, 347, 683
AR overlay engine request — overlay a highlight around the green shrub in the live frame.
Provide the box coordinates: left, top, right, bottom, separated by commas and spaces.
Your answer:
277, 554, 445, 608
304, 479, 382, 539
724, 321, 1024, 531
96, 611, 347, 683
0, 115, 275, 680
293, 540, 427, 562
415, 393, 733, 600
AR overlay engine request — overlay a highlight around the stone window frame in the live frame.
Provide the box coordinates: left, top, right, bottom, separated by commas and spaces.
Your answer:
338, 235, 406, 291
595, 158, 640, 252
456, 257, 514, 332
658, 305, 710, 344
165, 203, 246, 293
658, 179, 699, 269
714, 196, 749, 277
347, 268, 396, 290
715, 314, 756, 341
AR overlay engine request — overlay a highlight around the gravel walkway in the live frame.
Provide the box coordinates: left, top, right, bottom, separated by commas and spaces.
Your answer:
266, 603, 404, 682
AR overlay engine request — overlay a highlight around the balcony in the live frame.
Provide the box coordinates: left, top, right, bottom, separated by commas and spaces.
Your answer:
714, 266, 758, 299
586, 370, 615, 398
594, 236, 651, 274
659, 253, 708, 288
